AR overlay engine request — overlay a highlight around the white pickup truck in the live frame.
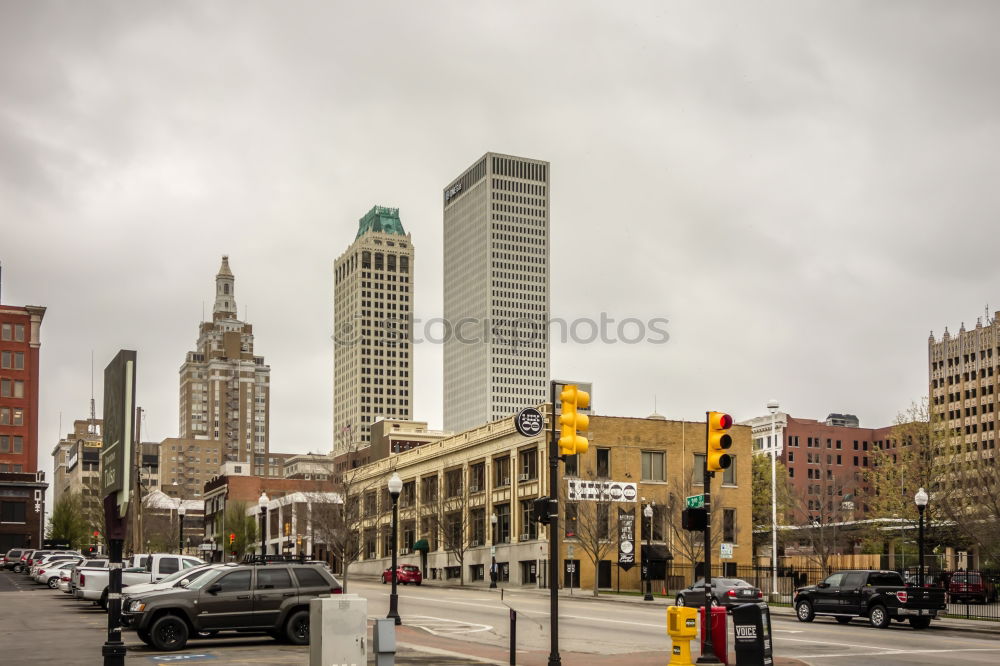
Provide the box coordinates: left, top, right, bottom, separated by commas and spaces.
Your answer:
76, 553, 204, 609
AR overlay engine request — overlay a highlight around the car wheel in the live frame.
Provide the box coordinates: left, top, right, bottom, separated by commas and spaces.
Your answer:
795, 600, 814, 622
909, 617, 931, 629
137, 628, 152, 645
868, 604, 890, 629
675, 595, 685, 606
835, 616, 852, 625
285, 609, 310, 646
149, 614, 189, 651
13, 565, 22, 573
47, 577, 59, 589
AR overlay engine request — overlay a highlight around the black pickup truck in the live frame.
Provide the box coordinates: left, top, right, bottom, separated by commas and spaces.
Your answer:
794, 570, 947, 629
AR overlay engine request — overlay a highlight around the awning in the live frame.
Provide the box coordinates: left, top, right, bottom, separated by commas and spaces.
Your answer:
641, 544, 673, 561
412, 539, 429, 552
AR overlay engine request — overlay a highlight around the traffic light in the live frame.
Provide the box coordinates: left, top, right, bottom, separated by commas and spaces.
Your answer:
681, 508, 707, 531
532, 496, 552, 525
706, 411, 733, 472
229, 533, 236, 545
558, 385, 590, 456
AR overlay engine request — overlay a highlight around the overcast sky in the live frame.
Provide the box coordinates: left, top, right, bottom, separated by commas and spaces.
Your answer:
3, 2, 999, 492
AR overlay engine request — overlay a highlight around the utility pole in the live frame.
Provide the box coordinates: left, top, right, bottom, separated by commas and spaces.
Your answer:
547, 380, 562, 666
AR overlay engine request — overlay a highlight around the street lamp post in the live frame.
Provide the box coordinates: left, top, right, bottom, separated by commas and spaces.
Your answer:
177, 503, 186, 555
490, 513, 498, 588
767, 398, 780, 600
915, 488, 928, 588
643, 503, 654, 601
258, 492, 269, 558
387, 472, 403, 625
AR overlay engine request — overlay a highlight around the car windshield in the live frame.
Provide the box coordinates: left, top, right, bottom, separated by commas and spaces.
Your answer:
402, 565, 419, 572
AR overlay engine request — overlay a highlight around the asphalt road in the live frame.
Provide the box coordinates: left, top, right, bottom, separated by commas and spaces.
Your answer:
350, 578, 1000, 665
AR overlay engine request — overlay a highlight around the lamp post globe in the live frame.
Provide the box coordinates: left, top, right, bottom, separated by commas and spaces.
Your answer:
258, 492, 269, 558
387, 472, 403, 625
643, 503, 654, 601
915, 487, 928, 588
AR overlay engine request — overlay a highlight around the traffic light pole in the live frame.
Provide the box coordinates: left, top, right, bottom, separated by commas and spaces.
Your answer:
547, 379, 561, 666
698, 412, 723, 665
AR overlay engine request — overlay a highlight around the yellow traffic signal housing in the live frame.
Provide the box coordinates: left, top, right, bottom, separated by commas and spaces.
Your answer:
559, 385, 590, 455
706, 411, 733, 472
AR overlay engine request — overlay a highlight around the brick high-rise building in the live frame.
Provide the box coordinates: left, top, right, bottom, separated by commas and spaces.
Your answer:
179, 256, 270, 471
333, 206, 414, 454
0, 298, 47, 551
443, 153, 550, 432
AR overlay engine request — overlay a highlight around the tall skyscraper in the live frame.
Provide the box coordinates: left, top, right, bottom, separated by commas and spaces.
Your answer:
333, 206, 414, 455
179, 256, 270, 471
443, 153, 550, 432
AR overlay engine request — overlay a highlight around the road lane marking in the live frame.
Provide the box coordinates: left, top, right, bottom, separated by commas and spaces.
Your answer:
405, 614, 493, 636
396, 641, 507, 665
792, 647, 1000, 659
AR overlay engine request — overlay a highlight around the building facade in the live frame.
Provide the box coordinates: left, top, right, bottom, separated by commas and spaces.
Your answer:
50, 418, 103, 514
333, 206, 414, 454
0, 301, 47, 551
743, 411, 892, 521
347, 408, 752, 592
159, 437, 224, 500
179, 256, 270, 469
442, 153, 550, 432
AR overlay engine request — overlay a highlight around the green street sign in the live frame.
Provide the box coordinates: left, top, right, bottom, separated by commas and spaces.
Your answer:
686, 494, 705, 509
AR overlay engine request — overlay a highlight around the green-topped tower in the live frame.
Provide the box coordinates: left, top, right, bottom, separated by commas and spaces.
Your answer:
333, 206, 415, 454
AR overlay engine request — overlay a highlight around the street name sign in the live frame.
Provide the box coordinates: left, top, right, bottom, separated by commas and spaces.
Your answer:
686, 494, 705, 509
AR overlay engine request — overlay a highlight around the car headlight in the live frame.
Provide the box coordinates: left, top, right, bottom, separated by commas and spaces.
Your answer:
128, 600, 146, 613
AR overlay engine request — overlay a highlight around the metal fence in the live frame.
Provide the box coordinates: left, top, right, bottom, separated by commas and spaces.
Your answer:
688, 564, 1000, 622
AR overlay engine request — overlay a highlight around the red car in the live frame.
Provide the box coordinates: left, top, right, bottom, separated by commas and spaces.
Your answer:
947, 571, 994, 604
382, 564, 422, 585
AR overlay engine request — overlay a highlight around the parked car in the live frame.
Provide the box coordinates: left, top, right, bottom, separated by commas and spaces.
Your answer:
122, 564, 221, 597
2, 549, 26, 570
31, 554, 81, 581
947, 570, 995, 604
77, 554, 203, 608
382, 564, 422, 585
794, 570, 947, 629
674, 578, 762, 610
904, 571, 949, 589
71, 558, 109, 597
34, 557, 84, 586
120, 561, 342, 651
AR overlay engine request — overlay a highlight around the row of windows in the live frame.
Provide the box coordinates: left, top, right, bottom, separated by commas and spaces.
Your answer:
0, 351, 25, 369
0, 324, 25, 342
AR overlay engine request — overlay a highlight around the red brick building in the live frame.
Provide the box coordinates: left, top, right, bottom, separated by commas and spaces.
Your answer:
0, 302, 47, 551
745, 411, 893, 522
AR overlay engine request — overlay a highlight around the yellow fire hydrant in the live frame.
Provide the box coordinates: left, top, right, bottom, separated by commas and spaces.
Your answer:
666, 605, 698, 665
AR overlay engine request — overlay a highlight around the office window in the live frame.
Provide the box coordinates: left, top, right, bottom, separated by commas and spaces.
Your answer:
13, 437, 22, 454
494, 457, 510, 486
641, 451, 665, 481
518, 449, 537, 480
722, 459, 736, 486
0, 324, 10, 340
0, 436, 7, 452
494, 503, 510, 543
692, 454, 706, 485
1, 501, 27, 523
520, 500, 537, 539
596, 448, 610, 478
563, 454, 578, 477
723, 508, 736, 543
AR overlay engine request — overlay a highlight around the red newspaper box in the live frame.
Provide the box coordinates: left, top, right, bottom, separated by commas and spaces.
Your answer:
699, 605, 729, 665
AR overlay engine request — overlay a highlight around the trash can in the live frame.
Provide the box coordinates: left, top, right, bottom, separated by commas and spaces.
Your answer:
731, 602, 773, 666
699, 605, 728, 665
666, 606, 698, 665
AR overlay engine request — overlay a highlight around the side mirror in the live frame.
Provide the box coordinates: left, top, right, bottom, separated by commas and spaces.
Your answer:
178, 578, 191, 588
817, 582, 830, 589
207, 583, 223, 595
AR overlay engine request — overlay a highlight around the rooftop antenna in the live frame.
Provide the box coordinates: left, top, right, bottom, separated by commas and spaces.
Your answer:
89, 350, 96, 433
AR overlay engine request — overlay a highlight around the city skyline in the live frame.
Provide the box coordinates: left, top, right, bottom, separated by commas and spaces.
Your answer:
3, 2, 1000, 508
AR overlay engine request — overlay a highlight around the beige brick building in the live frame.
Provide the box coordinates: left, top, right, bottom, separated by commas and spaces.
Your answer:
159, 437, 223, 500
179, 256, 271, 470
333, 207, 414, 454
348, 408, 752, 592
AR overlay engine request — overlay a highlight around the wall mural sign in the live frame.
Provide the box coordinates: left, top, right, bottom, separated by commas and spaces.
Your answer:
566, 479, 637, 502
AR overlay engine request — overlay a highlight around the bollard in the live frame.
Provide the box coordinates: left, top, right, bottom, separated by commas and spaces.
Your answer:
666, 606, 698, 665
373, 617, 396, 666
509, 608, 517, 666
310, 594, 367, 666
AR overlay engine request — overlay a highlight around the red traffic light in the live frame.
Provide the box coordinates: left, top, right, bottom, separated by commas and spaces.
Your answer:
93, 531, 99, 538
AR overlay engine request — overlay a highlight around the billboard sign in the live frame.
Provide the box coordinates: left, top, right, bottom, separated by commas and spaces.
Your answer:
101, 349, 136, 512
566, 479, 637, 502
618, 507, 635, 571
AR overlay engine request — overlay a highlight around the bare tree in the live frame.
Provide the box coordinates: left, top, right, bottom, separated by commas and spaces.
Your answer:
427, 469, 470, 585
666, 473, 727, 580
787, 454, 860, 574
310, 429, 381, 593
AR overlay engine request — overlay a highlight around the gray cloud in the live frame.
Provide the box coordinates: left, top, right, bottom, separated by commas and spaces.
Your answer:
2, 1, 999, 504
